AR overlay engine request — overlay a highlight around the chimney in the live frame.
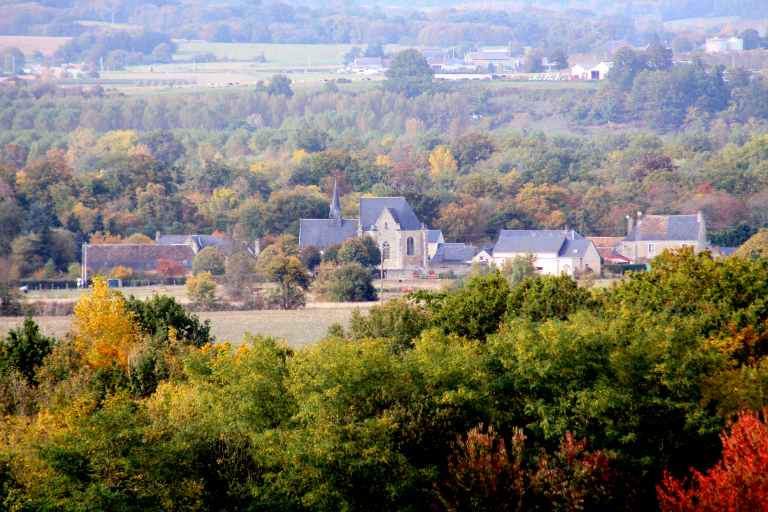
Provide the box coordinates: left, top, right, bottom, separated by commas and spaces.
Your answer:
155, 230, 161, 241
697, 211, 707, 250
626, 215, 634, 236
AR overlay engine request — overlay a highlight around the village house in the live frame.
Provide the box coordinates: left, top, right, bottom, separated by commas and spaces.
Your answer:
81, 232, 248, 282
571, 61, 613, 80
492, 229, 601, 277
705, 36, 744, 54
618, 212, 708, 263
588, 236, 631, 265
429, 243, 480, 275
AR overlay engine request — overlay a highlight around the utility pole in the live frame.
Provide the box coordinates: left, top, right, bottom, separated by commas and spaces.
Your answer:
379, 244, 384, 302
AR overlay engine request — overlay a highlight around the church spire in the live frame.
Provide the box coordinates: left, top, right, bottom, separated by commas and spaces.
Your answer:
329, 177, 342, 225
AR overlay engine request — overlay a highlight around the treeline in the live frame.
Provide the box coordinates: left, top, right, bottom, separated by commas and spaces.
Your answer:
54, 30, 177, 69
1, 75, 768, 278
2, 250, 768, 509
573, 45, 768, 131
1, 0, 643, 52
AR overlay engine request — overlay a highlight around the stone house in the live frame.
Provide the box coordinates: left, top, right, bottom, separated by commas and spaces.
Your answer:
619, 212, 707, 263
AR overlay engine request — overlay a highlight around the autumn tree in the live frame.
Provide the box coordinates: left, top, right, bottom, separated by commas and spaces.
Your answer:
429, 145, 458, 181
72, 277, 142, 370
156, 258, 186, 277
186, 272, 217, 309
192, 246, 226, 275
658, 409, 768, 512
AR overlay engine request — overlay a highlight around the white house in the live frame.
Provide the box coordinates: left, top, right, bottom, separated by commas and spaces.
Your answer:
705, 37, 744, 54
589, 62, 613, 80
472, 248, 493, 265
492, 230, 601, 277
571, 64, 588, 79
571, 62, 612, 80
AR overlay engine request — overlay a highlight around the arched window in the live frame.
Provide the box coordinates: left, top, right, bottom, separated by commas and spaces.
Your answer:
406, 237, 415, 256
382, 242, 390, 260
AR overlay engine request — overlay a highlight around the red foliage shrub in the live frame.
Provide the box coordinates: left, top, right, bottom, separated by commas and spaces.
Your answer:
436, 424, 615, 512
658, 409, 768, 512
156, 258, 186, 277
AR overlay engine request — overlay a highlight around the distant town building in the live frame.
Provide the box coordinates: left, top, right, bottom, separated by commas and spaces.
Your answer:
571, 61, 613, 80
705, 37, 744, 54
464, 46, 523, 72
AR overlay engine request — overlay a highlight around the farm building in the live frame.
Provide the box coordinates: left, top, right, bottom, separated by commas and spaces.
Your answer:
81, 232, 251, 281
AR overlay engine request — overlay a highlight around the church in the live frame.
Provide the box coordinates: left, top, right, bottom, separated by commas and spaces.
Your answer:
299, 181, 433, 276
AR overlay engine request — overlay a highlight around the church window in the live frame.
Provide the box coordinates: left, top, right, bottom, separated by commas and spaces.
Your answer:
406, 237, 415, 256
382, 242, 390, 260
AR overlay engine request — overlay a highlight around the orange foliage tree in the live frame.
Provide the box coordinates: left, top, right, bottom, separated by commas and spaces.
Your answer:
156, 258, 186, 277
72, 277, 141, 370
658, 409, 768, 512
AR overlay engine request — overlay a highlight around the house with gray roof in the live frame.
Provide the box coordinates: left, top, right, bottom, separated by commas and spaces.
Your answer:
618, 212, 707, 263
492, 229, 601, 276
82, 232, 248, 282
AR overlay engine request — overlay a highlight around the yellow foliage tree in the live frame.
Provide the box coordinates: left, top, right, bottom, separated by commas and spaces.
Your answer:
429, 145, 458, 180
94, 130, 138, 157
73, 277, 141, 370
110, 266, 133, 279
292, 149, 309, 163
375, 155, 393, 168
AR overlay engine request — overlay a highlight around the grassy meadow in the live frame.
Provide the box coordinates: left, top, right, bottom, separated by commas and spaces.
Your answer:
173, 40, 356, 67
0, 306, 371, 348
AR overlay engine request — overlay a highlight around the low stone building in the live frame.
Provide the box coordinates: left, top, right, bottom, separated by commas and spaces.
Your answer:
618, 212, 707, 263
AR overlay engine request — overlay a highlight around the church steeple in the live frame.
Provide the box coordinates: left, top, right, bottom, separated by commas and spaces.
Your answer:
329, 178, 342, 225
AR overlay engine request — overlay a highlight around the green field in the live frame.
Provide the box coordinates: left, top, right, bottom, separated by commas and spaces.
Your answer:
174, 40, 355, 67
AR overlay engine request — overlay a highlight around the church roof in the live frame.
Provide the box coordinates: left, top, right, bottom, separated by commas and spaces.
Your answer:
298, 218, 359, 250
360, 197, 421, 231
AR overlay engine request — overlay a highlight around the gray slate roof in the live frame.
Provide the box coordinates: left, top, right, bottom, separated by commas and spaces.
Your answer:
559, 239, 592, 258
432, 243, 478, 263
624, 214, 702, 242
360, 197, 422, 231
426, 229, 444, 244
85, 244, 194, 275
299, 219, 359, 250
494, 230, 583, 255
156, 234, 235, 254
